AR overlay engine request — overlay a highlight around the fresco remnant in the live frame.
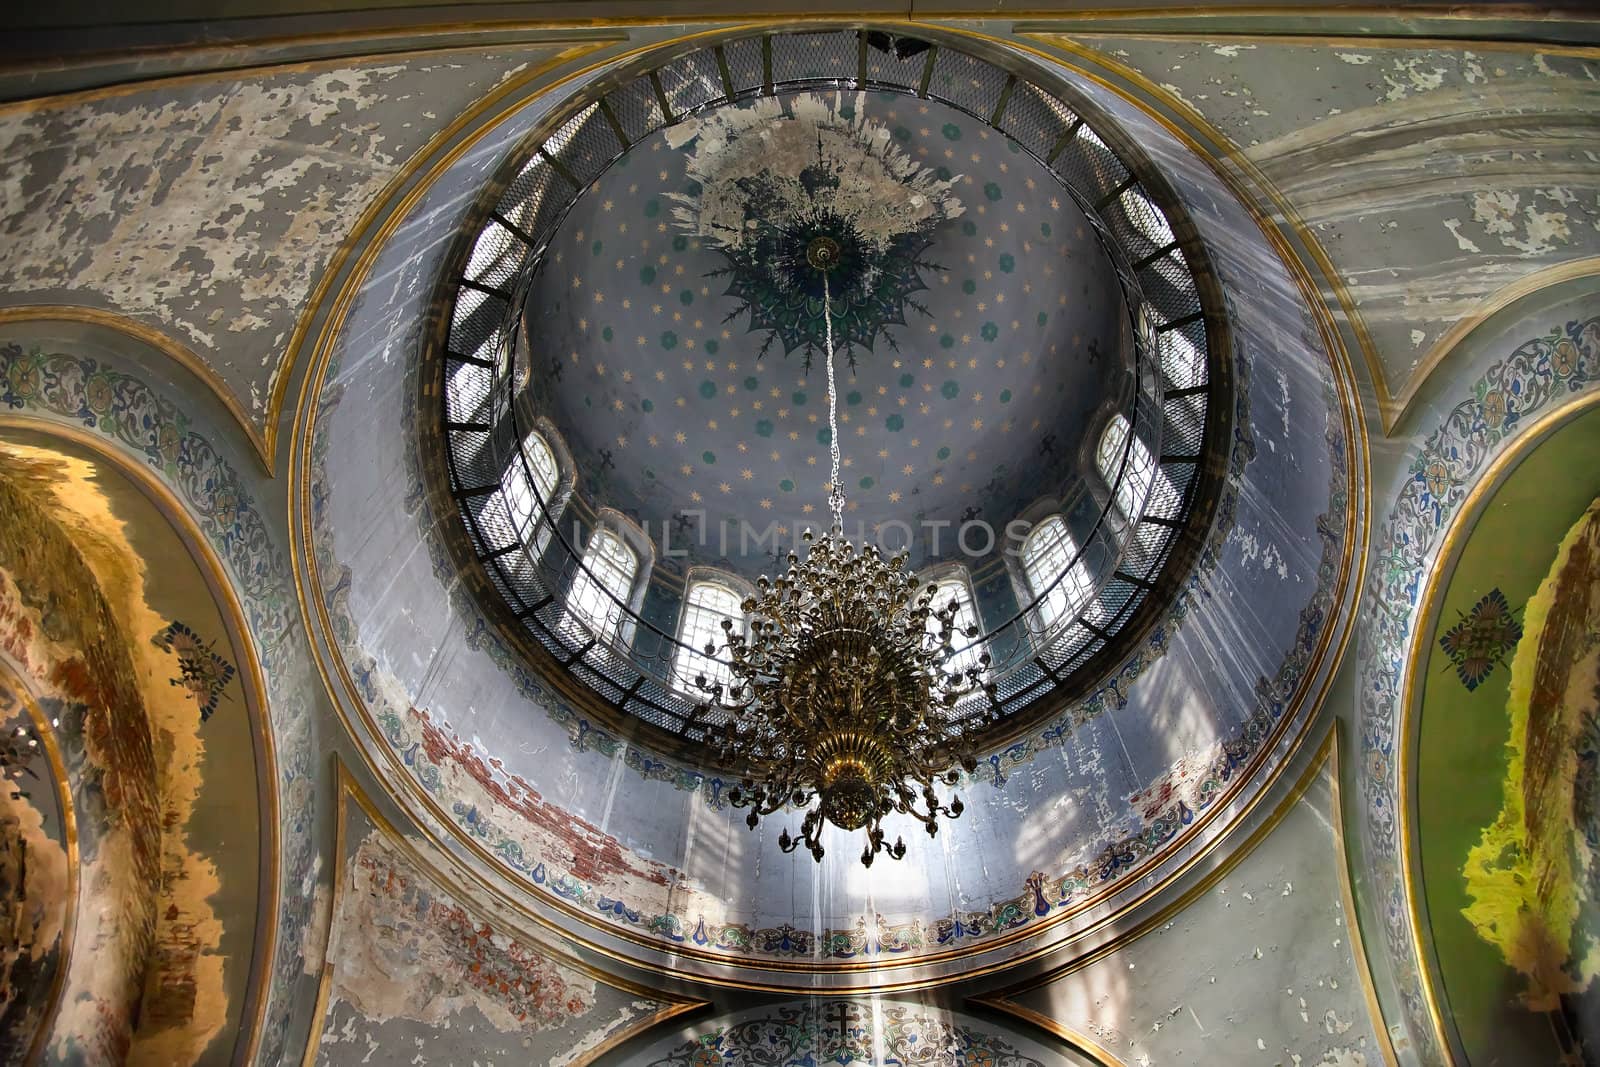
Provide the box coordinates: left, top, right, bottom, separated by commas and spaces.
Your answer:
310, 793, 688, 1067
1464, 499, 1600, 1010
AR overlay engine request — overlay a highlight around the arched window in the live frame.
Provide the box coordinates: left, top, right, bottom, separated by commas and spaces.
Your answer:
1157, 327, 1205, 391
674, 580, 746, 694
1096, 413, 1159, 522
1021, 516, 1096, 630
502, 429, 563, 556
922, 570, 984, 679
567, 528, 639, 645
1118, 186, 1176, 249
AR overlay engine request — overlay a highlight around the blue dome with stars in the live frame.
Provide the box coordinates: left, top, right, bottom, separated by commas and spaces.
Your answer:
522, 87, 1130, 581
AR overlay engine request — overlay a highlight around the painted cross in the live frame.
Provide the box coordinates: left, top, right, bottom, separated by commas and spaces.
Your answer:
1437, 587, 1523, 691
824, 1001, 865, 1046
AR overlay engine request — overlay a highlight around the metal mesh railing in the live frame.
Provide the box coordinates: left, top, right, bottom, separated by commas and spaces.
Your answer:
435, 26, 1223, 742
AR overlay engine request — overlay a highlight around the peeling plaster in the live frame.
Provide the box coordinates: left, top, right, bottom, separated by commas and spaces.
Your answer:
1004, 762, 1384, 1066
1059, 36, 1600, 396
0, 50, 557, 437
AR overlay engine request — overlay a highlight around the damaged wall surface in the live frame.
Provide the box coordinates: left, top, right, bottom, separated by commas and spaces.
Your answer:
0, 10, 1596, 1067
0, 46, 569, 454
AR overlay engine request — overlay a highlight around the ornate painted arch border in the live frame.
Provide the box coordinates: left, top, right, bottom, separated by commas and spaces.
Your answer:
0, 328, 315, 1065
1357, 309, 1600, 1064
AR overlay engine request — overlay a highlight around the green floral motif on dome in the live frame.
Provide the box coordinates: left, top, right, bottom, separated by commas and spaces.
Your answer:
666, 94, 962, 370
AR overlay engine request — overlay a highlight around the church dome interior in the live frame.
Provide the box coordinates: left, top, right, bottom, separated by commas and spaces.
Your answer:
0, 6, 1596, 1066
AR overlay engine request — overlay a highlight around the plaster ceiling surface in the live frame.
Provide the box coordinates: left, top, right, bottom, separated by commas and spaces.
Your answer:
523, 88, 1127, 577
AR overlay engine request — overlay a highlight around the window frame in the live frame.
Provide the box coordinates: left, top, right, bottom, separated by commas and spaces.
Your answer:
672, 573, 752, 697
563, 508, 654, 651
918, 564, 986, 682
1020, 514, 1097, 633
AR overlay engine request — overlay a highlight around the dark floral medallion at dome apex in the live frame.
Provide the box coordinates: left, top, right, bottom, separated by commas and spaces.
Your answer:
666, 92, 964, 367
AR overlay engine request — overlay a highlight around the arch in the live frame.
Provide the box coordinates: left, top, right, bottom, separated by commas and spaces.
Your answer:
1356, 292, 1600, 1063
0, 411, 284, 1062
1389, 256, 1600, 433
0, 305, 271, 474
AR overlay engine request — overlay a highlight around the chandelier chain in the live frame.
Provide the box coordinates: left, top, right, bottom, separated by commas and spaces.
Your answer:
823, 272, 845, 531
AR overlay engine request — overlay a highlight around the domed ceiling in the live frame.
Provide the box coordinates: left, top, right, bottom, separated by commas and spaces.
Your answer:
439, 29, 1225, 739
302, 23, 1361, 998
522, 88, 1128, 577
521, 88, 1126, 579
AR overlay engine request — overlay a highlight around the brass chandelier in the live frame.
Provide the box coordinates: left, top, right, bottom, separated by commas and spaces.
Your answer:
692, 245, 999, 867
